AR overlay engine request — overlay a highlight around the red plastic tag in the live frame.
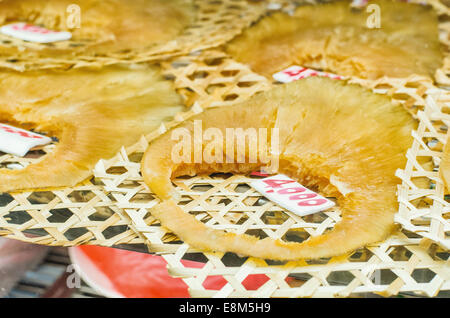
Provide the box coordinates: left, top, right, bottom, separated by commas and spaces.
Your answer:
0, 23, 72, 43
273, 66, 345, 83
250, 174, 335, 216
0, 123, 52, 157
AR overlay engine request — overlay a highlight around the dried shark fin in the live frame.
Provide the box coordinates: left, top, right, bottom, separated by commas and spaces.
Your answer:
440, 134, 450, 192
0, 65, 183, 192
226, 0, 442, 80
142, 77, 415, 260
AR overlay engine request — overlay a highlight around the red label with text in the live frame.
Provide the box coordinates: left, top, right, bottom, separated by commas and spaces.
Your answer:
272, 66, 345, 83
250, 174, 335, 216
0, 23, 72, 43
0, 123, 52, 157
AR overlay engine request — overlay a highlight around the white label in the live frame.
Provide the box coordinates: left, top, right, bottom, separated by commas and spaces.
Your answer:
250, 171, 271, 177
273, 66, 345, 83
250, 174, 335, 216
351, 0, 426, 7
351, 0, 369, 7
0, 123, 52, 157
267, 3, 282, 10
0, 23, 72, 43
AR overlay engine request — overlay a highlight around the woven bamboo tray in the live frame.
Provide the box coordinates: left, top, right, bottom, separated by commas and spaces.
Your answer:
0, 0, 449, 297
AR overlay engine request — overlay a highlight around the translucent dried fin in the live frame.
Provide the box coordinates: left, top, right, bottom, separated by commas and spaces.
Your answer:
142, 78, 415, 260
440, 134, 450, 192
0, 65, 183, 192
226, 0, 442, 80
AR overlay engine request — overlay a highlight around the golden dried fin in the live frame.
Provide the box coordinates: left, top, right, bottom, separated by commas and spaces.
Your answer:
0, 65, 183, 193
142, 78, 415, 260
226, 0, 442, 80
440, 134, 450, 193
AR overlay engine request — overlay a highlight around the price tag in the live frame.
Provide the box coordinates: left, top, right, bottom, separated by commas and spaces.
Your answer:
351, 0, 427, 7
250, 171, 272, 178
0, 23, 72, 43
273, 65, 345, 83
351, 0, 369, 7
250, 174, 335, 216
0, 123, 52, 157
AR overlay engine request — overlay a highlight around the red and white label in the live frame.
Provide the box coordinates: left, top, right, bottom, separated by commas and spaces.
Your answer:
250, 174, 335, 216
250, 171, 272, 178
0, 123, 52, 157
0, 23, 72, 43
272, 66, 345, 83
350, 0, 428, 8
351, 0, 427, 7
